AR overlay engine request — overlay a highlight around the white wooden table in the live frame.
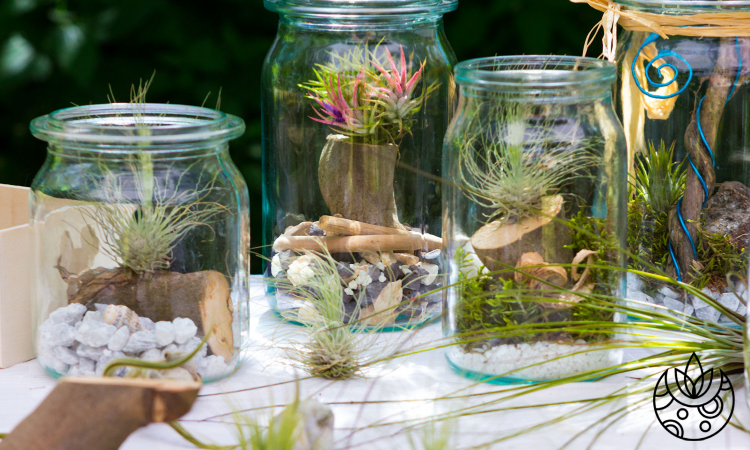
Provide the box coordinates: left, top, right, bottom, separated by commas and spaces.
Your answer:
1, 278, 748, 449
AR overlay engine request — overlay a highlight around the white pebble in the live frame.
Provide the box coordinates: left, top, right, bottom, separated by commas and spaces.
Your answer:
271, 253, 283, 277
658, 286, 681, 300
108, 326, 130, 352
139, 317, 156, 332
47, 304, 87, 326
79, 357, 95, 374
376, 262, 385, 271
173, 318, 198, 344
344, 288, 354, 296
197, 355, 228, 380
75, 321, 117, 347
54, 346, 80, 365
83, 311, 103, 322
155, 321, 176, 347
42, 323, 77, 347
422, 262, 439, 286
140, 348, 164, 361
76, 344, 104, 360
378, 274, 386, 283
122, 331, 158, 353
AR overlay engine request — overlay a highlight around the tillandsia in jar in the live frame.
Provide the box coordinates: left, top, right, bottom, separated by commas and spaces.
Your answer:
574, 0, 750, 323
443, 56, 627, 382
30, 77, 249, 381
269, 44, 444, 327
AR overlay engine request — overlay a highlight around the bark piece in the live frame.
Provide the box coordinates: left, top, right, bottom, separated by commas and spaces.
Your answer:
318, 134, 404, 229
0, 377, 200, 450
283, 222, 313, 237
471, 195, 573, 278
66, 269, 233, 361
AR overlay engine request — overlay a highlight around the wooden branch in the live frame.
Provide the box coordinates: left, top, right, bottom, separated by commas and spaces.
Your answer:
669, 38, 739, 282
0, 377, 200, 450
274, 235, 427, 253
318, 215, 409, 236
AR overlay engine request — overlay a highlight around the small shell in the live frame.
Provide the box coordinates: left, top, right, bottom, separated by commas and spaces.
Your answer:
102, 305, 142, 333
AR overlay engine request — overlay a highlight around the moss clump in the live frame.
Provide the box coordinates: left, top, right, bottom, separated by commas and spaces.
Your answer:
455, 252, 614, 348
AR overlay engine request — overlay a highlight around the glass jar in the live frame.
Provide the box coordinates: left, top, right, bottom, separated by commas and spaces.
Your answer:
443, 56, 627, 383
614, 0, 750, 322
262, 0, 458, 327
29, 104, 249, 382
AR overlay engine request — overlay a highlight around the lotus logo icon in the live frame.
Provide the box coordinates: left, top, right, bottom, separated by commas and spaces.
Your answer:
653, 353, 734, 441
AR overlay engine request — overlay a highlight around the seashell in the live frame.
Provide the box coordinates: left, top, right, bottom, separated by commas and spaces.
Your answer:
102, 304, 142, 333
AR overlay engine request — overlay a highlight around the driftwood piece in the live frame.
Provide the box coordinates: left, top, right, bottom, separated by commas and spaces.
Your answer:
669, 38, 740, 282
65, 268, 233, 361
0, 377, 200, 450
318, 215, 442, 252
274, 235, 432, 253
319, 215, 408, 236
318, 134, 404, 230
471, 195, 573, 278
513, 252, 568, 290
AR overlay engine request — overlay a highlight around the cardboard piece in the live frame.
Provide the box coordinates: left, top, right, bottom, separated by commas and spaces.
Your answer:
0, 184, 34, 368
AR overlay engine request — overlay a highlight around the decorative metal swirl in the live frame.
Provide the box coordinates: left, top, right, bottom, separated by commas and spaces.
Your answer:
633, 33, 742, 281
632, 33, 693, 100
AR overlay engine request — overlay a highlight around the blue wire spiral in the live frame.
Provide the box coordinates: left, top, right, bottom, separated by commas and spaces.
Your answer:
632, 34, 742, 281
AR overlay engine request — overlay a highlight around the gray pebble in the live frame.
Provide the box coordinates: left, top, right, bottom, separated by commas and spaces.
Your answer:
658, 286, 681, 300
139, 317, 156, 332
76, 344, 104, 360
717, 292, 740, 312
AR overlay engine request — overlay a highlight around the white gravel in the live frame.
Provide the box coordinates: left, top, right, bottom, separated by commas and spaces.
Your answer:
448, 340, 620, 381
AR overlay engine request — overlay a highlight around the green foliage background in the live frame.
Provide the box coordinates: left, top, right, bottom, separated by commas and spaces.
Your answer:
0, 0, 600, 273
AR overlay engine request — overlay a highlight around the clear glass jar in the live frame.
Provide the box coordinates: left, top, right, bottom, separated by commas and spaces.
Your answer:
443, 56, 627, 383
616, 0, 750, 322
29, 104, 249, 382
262, 0, 458, 327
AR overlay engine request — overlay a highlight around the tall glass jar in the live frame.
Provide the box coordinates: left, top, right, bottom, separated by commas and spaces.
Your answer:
29, 104, 249, 382
262, 0, 458, 327
443, 56, 627, 383
613, 1, 750, 322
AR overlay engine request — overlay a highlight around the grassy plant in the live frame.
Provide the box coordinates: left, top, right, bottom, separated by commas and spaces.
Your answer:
454, 100, 600, 223
633, 140, 686, 217
407, 420, 457, 450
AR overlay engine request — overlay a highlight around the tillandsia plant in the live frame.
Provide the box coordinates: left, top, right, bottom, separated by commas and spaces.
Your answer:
455, 100, 601, 224
302, 43, 436, 146
266, 246, 428, 380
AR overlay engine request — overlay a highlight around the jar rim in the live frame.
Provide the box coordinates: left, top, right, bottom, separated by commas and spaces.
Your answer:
614, 0, 750, 13
454, 56, 616, 97
264, 0, 458, 16
30, 103, 246, 148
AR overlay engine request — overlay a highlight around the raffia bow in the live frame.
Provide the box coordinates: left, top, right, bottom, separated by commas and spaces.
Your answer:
573, 0, 750, 61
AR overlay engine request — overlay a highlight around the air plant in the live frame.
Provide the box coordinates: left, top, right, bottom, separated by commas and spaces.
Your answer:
633, 140, 686, 216
82, 164, 227, 275
302, 44, 436, 145
455, 100, 601, 223
265, 247, 427, 380
76, 75, 228, 275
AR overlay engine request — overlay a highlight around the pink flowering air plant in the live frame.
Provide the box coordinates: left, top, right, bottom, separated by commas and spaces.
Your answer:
309, 71, 377, 137
370, 46, 431, 133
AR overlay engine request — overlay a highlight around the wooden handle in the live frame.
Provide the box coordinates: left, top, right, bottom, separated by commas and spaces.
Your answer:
0, 377, 201, 450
